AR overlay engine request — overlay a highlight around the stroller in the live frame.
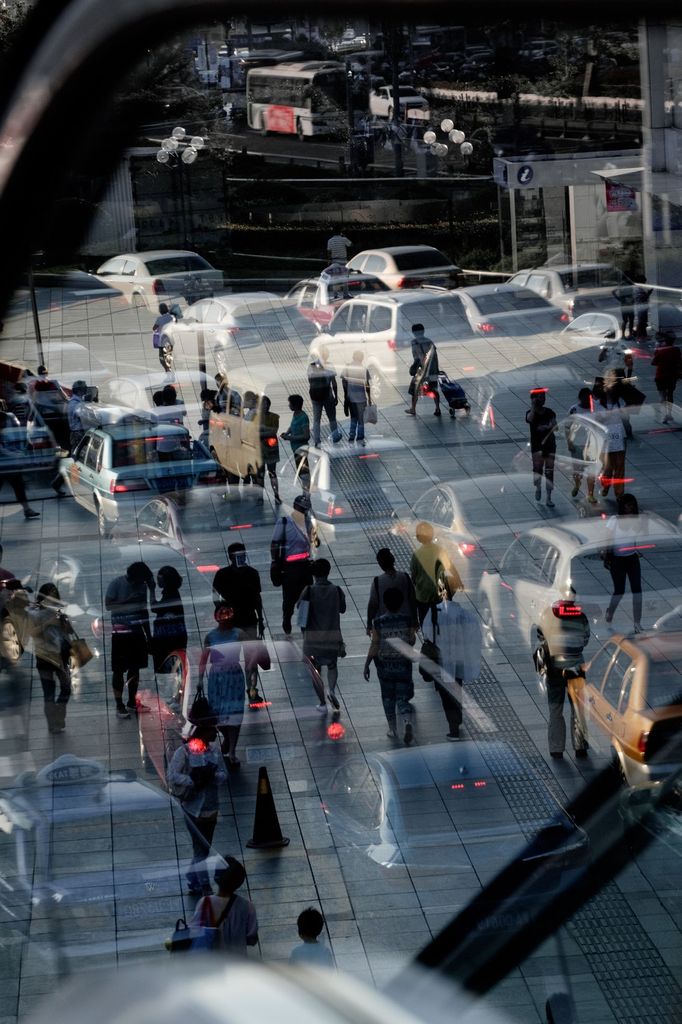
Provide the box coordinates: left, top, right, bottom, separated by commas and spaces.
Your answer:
437, 372, 470, 418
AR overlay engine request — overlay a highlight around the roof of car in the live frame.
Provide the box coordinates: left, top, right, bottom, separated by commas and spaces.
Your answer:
456, 283, 544, 296
525, 513, 680, 551
514, 263, 620, 274
205, 291, 283, 307
106, 249, 201, 261
331, 288, 458, 306
96, 422, 189, 440
354, 245, 448, 256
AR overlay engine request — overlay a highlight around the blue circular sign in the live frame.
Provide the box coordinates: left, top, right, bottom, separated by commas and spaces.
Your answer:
517, 164, 534, 185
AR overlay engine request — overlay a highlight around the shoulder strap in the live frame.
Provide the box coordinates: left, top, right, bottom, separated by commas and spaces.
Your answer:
215, 893, 237, 928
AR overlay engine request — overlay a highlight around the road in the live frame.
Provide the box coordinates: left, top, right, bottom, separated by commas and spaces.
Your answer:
0, 292, 680, 1021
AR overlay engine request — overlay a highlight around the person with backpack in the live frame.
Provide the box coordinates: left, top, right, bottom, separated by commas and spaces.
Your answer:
366, 547, 418, 636
307, 348, 341, 446
271, 494, 316, 635
168, 722, 227, 896
364, 587, 416, 744
297, 558, 346, 711
189, 856, 258, 952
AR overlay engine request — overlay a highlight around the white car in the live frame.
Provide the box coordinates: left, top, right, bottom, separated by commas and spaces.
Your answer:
507, 263, 633, 320
454, 284, 567, 336
368, 84, 429, 120
95, 249, 223, 310
346, 245, 460, 289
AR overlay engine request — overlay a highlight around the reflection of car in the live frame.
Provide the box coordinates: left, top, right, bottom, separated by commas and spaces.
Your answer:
561, 310, 622, 342
14, 270, 128, 313
95, 249, 223, 310
137, 639, 325, 784
346, 245, 460, 290
285, 272, 389, 327
478, 515, 682, 674
568, 633, 682, 785
390, 474, 578, 593
454, 284, 567, 337
58, 423, 222, 536
368, 85, 429, 120
508, 264, 634, 320
319, 740, 588, 877
135, 490, 258, 560
163, 292, 318, 374
0, 405, 59, 476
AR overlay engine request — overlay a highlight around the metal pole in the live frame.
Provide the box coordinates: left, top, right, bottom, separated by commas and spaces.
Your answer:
390, 27, 403, 178
27, 261, 44, 367
345, 59, 354, 175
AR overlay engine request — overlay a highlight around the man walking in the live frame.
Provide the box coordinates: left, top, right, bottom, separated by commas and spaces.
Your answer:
409, 522, 462, 627
326, 227, 352, 263
297, 559, 346, 711
308, 349, 341, 446
366, 547, 418, 636
526, 388, 557, 507
67, 380, 88, 453
341, 350, 371, 445
280, 394, 311, 487
271, 494, 316, 635
0, 406, 40, 519
364, 587, 415, 744
213, 543, 265, 703
105, 561, 154, 718
406, 324, 441, 417
566, 387, 598, 503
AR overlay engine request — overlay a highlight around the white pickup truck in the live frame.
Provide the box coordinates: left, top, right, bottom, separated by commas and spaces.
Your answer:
368, 85, 429, 121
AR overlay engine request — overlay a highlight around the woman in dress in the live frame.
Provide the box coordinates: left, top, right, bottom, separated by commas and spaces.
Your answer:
198, 604, 245, 769
151, 565, 187, 683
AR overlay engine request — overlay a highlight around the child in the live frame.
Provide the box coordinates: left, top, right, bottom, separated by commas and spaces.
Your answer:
289, 907, 335, 968
280, 394, 310, 487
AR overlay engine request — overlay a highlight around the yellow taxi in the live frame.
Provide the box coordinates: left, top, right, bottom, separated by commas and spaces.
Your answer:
568, 633, 682, 786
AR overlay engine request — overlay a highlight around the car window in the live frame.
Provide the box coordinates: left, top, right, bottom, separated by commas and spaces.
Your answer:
329, 304, 353, 333
228, 389, 242, 417
473, 289, 553, 313
588, 643, 617, 687
527, 273, 550, 297
644, 658, 682, 709
602, 648, 634, 707
144, 255, 211, 275
204, 301, 226, 323
301, 284, 318, 306
521, 535, 555, 584
432, 490, 454, 527
364, 255, 387, 273
84, 434, 103, 471
188, 299, 212, 322
508, 272, 529, 287
97, 258, 125, 275
367, 305, 392, 333
568, 553, 610, 597
499, 538, 528, 576
346, 255, 366, 272
348, 303, 369, 332
618, 658, 638, 712
564, 314, 596, 333
558, 267, 629, 289
138, 500, 170, 536
393, 250, 451, 270
73, 435, 90, 464
121, 260, 137, 276
413, 490, 439, 521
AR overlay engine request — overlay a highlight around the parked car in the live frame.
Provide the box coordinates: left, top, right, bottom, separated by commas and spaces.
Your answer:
162, 292, 318, 374
454, 284, 567, 337
318, 740, 588, 877
95, 249, 224, 310
508, 264, 634, 320
391, 474, 579, 594
312, 289, 475, 402
346, 245, 460, 290
478, 514, 682, 677
368, 84, 429, 120
13, 270, 128, 314
285, 272, 389, 327
568, 633, 682, 786
57, 422, 222, 536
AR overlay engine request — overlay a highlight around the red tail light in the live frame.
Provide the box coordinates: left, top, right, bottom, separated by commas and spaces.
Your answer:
387, 338, 397, 350
152, 279, 165, 295
327, 500, 345, 517
31, 436, 54, 449
552, 600, 583, 618
458, 542, 477, 556
477, 322, 497, 333
396, 277, 406, 288
286, 552, 310, 562
637, 731, 649, 754
198, 472, 221, 484
559, 312, 570, 323
225, 326, 240, 336
110, 479, 149, 493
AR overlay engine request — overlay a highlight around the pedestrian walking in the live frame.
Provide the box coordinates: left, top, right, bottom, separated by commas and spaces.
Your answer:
634, 278, 653, 342
651, 308, 682, 424
409, 521, 463, 627
212, 544, 264, 704
364, 587, 415, 743
168, 723, 227, 896
366, 547, 418, 636
297, 558, 346, 712
308, 349, 341, 446
197, 388, 216, 447
526, 388, 557, 507
0, 406, 40, 518
434, 596, 482, 742
28, 583, 73, 734
289, 908, 335, 968
604, 493, 645, 632
341, 350, 371, 445
596, 374, 628, 499
326, 227, 352, 263
254, 395, 281, 505
406, 324, 441, 417
189, 856, 258, 951
271, 494, 316, 635
567, 387, 598, 502
66, 379, 88, 453
151, 565, 187, 676
152, 302, 176, 373
280, 394, 311, 487
612, 282, 637, 339
105, 561, 154, 719
198, 604, 245, 769
597, 332, 633, 378
214, 373, 229, 413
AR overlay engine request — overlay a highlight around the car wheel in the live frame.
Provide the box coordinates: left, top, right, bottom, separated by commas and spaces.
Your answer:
480, 599, 496, 651
0, 617, 23, 664
139, 729, 155, 773
436, 563, 452, 602
533, 636, 552, 692
131, 291, 145, 310
96, 502, 112, 539
161, 652, 187, 708
610, 748, 627, 787
368, 366, 384, 405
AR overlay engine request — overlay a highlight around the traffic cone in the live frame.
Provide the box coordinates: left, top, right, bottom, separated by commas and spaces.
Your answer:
246, 766, 290, 849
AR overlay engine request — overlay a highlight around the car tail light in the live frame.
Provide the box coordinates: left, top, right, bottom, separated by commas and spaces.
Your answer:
31, 436, 54, 449
198, 471, 221, 484
552, 600, 583, 618
225, 326, 240, 336
327, 500, 345, 517
637, 731, 649, 755
152, 279, 165, 295
458, 542, 477, 556
477, 321, 497, 333
559, 312, 570, 323
110, 479, 149, 493
396, 277, 406, 288
387, 338, 397, 350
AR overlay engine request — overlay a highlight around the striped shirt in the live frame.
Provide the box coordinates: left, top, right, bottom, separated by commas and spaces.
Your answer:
327, 234, 351, 261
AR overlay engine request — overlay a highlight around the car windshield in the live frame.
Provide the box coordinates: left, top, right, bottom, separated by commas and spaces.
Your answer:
2, 6, 682, 1023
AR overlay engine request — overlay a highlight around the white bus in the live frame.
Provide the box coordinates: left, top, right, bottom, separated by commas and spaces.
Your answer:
246, 61, 346, 139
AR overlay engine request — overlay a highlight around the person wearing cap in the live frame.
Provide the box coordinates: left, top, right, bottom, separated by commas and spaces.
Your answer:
406, 324, 441, 417
525, 388, 557, 508
67, 380, 88, 453
271, 494, 316, 635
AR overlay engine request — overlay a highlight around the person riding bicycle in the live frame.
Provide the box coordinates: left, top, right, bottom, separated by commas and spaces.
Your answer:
152, 302, 176, 372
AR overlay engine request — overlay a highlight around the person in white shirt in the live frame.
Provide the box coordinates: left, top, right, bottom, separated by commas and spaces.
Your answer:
289, 907, 335, 968
604, 493, 645, 632
596, 374, 627, 498
326, 227, 352, 263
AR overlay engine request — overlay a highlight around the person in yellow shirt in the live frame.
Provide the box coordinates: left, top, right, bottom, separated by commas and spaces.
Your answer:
409, 521, 463, 627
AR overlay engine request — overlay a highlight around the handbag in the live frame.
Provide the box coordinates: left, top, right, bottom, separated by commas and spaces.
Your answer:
296, 594, 310, 629
337, 639, 347, 659
409, 358, 420, 377
70, 636, 94, 668
269, 562, 283, 587
187, 683, 216, 726
418, 608, 440, 682
364, 403, 378, 425
166, 917, 192, 953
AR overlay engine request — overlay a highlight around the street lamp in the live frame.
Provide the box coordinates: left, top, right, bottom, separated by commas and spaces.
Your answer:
423, 118, 473, 159
156, 126, 205, 247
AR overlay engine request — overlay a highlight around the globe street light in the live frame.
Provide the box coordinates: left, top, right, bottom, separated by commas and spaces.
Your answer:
155, 126, 205, 248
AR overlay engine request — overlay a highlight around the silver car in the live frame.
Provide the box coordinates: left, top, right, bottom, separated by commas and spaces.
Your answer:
95, 249, 223, 310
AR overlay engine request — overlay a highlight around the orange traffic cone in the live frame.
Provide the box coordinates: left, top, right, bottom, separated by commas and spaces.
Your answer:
246, 766, 290, 849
